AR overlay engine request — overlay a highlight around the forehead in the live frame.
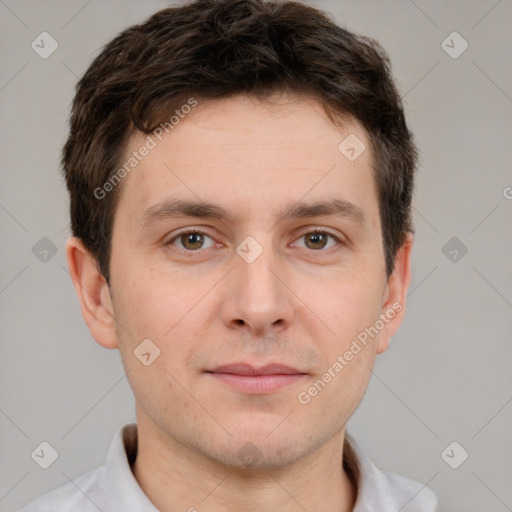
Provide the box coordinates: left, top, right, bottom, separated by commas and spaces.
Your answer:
115, 93, 379, 230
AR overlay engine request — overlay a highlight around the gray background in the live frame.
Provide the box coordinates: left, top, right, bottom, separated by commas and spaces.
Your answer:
1, 1, 511, 511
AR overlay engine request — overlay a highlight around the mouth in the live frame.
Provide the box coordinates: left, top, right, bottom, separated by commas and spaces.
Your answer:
205, 363, 308, 394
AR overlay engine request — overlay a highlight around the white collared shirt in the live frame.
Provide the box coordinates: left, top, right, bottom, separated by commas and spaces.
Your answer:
19, 423, 439, 511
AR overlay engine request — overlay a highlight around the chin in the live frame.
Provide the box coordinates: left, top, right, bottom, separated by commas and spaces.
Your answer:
204, 427, 317, 471
214, 442, 304, 471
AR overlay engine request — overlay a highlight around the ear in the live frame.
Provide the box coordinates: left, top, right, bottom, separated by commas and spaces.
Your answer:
376, 232, 414, 354
65, 236, 118, 349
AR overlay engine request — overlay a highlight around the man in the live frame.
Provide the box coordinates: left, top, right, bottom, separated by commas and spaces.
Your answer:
20, 0, 439, 510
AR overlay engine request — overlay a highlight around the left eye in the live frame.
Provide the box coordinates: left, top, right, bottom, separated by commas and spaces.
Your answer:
293, 230, 340, 250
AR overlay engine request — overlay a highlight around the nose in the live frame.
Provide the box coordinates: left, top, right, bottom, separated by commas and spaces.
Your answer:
220, 238, 295, 337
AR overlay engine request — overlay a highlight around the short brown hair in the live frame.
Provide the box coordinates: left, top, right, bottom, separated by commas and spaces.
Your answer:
62, 0, 418, 283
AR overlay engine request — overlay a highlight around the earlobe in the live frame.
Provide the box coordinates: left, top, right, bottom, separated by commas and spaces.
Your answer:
376, 233, 414, 354
65, 236, 119, 349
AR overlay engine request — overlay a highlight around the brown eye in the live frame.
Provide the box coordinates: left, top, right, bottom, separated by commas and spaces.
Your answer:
304, 231, 329, 250
169, 231, 215, 251
180, 232, 204, 250
293, 229, 341, 251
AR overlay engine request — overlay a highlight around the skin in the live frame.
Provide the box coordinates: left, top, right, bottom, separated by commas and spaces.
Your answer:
67, 92, 413, 512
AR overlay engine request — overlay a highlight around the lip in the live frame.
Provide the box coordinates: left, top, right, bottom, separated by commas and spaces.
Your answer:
206, 363, 308, 394
209, 363, 305, 375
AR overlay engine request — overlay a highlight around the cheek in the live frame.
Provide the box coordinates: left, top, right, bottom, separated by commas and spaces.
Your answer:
318, 268, 383, 338
305, 273, 383, 406
111, 262, 208, 383
111, 261, 184, 337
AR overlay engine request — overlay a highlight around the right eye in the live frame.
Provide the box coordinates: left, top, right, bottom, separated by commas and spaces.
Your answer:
166, 229, 217, 252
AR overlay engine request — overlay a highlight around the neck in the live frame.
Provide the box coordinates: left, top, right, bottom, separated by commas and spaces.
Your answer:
131, 413, 357, 512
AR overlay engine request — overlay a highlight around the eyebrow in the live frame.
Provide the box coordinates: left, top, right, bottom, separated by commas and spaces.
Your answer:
140, 197, 367, 229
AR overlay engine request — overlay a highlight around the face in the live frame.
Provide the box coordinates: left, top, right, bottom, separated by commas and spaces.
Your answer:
71, 92, 411, 470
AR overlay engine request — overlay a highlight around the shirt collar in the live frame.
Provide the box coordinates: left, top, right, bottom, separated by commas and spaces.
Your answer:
103, 423, 412, 511
103, 423, 159, 510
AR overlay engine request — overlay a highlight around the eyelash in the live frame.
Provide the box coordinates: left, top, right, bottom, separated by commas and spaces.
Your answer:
166, 227, 343, 253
